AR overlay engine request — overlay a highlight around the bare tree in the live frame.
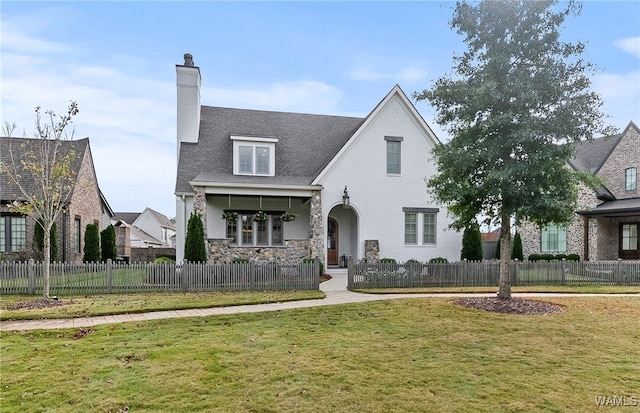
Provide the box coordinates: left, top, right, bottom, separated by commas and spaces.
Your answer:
1, 102, 80, 298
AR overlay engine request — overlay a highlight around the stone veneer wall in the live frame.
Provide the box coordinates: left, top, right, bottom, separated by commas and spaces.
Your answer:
192, 186, 207, 231
207, 239, 311, 264
364, 240, 379, 262
519, 181, 601, 260
308, 190, 324, 261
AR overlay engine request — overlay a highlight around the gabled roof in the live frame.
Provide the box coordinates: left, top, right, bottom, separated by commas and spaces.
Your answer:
176, 107, 364, 194
568, 134, 622, 174
113, 212, 141, 225
142, 207, 175, 230
0, 137, 90, 201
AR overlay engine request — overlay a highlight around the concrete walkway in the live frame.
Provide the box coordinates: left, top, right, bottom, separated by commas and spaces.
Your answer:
1, 268, 637, 332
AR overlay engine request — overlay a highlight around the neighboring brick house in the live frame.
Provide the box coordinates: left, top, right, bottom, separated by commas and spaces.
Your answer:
0, 137, 113, 262
519, 121, 640, 260
174, 53, 462, 265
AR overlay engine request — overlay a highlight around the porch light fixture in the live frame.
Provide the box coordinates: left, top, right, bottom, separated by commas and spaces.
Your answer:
342, 186, 351, 209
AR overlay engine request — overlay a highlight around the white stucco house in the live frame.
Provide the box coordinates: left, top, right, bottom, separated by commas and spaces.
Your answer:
174, 53, 461, 265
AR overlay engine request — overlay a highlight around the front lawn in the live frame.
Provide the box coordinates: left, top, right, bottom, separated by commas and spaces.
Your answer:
2, 297, 638, 412
0, 290, 325, 321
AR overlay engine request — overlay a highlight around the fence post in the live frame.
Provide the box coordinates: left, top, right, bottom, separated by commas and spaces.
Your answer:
561, 258, 566, 286
616, 259, 623, 285
347, 258, 353, 290
106, 259, 113, 294
511, 259, 518, 287
28, 259, 35, 295
249, 262, 255, 290
181, 263, 189, 292
314, 260, 320, 290
462, 259, 468, 287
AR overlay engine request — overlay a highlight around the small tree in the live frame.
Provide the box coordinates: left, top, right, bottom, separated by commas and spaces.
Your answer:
461, 223, 483, 261
511, 232, 524, 261
1, 102, 80, 298
83, 223, 101, 263
34, 220, 58, 262
184, 212, 207, 263
100, 225, 117, 262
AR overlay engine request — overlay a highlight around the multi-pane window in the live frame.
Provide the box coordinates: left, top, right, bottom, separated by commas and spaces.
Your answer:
626, 167, 637, 190
404, 213, 417, 245
74, 218, 81, 253
404, 208, 438, 245
541, 224, 567, 253
385, 136, 402, 175
423, 213, 436, 244
621, 224, 638, 251
232, 136, 277, 177
0, 215, 26, 253
255, 147, 270, 175
239, 146, 254, 174
226, 212, 284, 246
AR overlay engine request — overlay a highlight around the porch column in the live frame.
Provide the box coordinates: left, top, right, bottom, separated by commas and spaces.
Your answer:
583, 216, 589, 261
309, 190, 324, 262
193, 186, 207, 236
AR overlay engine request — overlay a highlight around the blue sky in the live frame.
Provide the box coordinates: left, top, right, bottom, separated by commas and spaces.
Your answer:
2, 1, 639, 218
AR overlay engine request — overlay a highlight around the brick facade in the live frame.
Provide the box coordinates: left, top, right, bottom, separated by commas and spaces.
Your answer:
519, 122, 640, 260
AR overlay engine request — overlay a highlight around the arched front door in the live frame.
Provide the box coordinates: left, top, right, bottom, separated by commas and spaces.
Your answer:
327, 217, 339, 266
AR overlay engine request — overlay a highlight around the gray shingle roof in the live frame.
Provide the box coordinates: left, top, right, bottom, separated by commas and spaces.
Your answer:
577, 197, 640, 217
569, 134, 622, 174
175, 106, 365, 194
1, 136, 89, 202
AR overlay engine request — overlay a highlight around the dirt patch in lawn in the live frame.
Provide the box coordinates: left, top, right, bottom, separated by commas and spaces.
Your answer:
452, 297, 565, 315
8, 297, 70, 311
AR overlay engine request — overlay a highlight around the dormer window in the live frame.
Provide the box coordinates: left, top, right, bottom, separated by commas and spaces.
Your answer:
232, 135, 277, 176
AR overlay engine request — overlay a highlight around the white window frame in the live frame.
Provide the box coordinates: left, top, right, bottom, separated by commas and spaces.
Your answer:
225, 211, 283, 247
385, 136, 402, 175
541, 224, 567, 253
403, 207, 438, 246
625, 167, 637, 191
231, 136, 278, 177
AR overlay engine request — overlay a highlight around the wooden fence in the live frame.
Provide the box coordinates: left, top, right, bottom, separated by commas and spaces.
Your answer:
0, 260, 320, 296
348, 259, 640, 289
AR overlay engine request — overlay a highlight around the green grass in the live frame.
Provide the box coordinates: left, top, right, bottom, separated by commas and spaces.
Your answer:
355, 285, 640, 294
0, 290, 325, 321
1, 297, 638, 412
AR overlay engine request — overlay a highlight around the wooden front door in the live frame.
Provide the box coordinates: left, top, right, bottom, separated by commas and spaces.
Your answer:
327, 218, 339, 266
620, 223, 639, 260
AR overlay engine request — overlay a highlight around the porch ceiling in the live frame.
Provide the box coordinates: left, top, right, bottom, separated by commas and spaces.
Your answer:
191, 181, 322, 197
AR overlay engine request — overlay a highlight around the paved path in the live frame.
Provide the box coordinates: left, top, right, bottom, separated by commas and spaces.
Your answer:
1, 269, 637, 332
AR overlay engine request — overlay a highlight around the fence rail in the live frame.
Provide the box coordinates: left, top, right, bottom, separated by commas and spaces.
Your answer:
0, 260, 320, 296
348, 259, 640, 289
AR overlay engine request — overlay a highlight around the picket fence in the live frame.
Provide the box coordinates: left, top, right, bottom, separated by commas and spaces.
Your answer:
0, 260, 320, 296
348, 259, 640, 289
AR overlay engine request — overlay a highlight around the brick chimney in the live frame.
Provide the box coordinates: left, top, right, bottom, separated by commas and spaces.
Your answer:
176, 53, 201, 160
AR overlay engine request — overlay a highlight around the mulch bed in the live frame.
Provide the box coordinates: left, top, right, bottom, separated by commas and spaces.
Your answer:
8, 297, 68, 310
451, 297, 565, 315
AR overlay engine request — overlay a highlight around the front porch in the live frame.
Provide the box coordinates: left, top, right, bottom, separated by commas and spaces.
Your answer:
579, 199, 640, 260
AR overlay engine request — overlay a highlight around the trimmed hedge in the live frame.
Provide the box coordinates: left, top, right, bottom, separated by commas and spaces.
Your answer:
528, 253, 581, 262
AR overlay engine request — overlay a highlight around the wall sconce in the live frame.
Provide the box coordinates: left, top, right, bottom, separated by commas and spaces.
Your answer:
342, 186, 350, 209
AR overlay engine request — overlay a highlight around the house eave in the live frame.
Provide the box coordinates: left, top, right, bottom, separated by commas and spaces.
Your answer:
187, 181, 323, 197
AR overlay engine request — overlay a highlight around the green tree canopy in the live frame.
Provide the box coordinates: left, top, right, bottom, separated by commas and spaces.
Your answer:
184, 212, 207, 263
83, 223, 101, 263
461, 223, 483, 261
100, 225, 117, 262
414, 0, 612, 298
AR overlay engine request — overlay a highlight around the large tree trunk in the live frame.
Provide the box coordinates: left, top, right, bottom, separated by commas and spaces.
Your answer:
497, 210, 512, 299
43, 225, 51, 298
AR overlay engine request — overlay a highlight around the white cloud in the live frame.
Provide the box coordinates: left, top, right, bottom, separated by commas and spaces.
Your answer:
594, 71, 640, 128
203, 80, 344, 114
614, 37, 640, 59
347, 60, 429, 85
